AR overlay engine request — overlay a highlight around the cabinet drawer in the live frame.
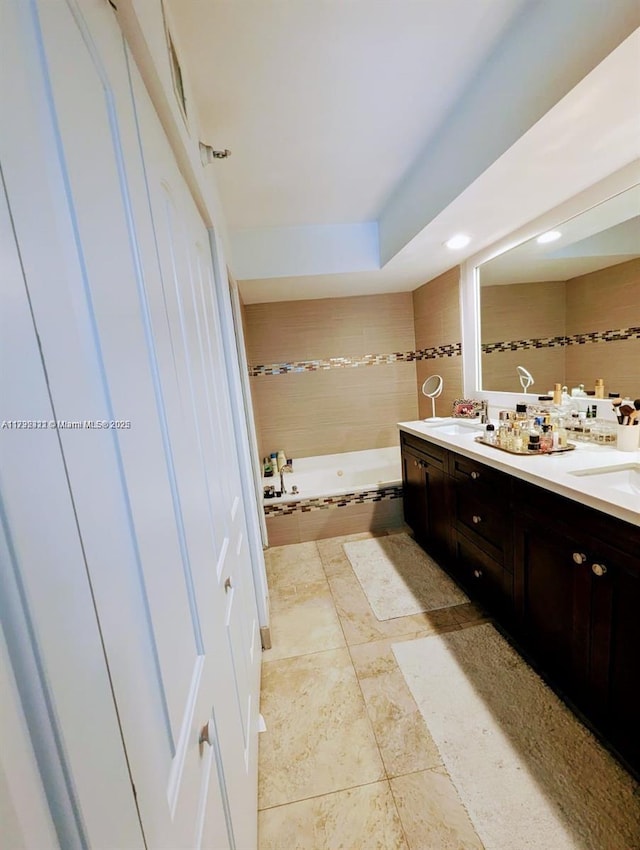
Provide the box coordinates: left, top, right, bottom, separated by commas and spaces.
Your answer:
454, 533, 513, 614
451, 453, 510, 495
400, 432, 447, 468
454, 488, 508, 565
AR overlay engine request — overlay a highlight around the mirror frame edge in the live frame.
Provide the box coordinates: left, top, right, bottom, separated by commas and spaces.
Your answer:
460, 161, 640, 405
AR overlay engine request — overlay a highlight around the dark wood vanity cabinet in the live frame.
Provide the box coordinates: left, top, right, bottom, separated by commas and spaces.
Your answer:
513, 481, 640, 772
450, 454, 513, 615
400, 430, 640, 775
400, 433, 512, 615
400, 433, 451, 561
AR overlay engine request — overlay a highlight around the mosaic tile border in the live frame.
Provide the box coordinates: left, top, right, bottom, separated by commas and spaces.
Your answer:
482, 326, 640, 354
248, 344, 461, 377
263, 484, 403, 517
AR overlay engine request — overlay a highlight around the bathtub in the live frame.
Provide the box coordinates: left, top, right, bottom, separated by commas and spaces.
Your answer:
263, 446, 404, 545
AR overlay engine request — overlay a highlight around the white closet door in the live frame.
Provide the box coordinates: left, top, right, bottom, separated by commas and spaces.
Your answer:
125, 55, 260, 844
0, 67, 144, 847
1, 0, 259, 847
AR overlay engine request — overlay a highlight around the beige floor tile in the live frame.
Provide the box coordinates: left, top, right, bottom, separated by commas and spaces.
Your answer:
259, 648, 385, 809
262, 587, 345, 662
265, 541, 324, 589
328, 568, 461, 646
350, 640, 442, 777
359, 669, 443, 777
349, 634, 445, 680
258, 781, 409, 850
390, 768, 484, 850
317, 531, 380, 577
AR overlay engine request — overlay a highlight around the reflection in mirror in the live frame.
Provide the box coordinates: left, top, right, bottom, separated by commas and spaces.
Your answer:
479, 186, 640, 399
516, 365, 535, 392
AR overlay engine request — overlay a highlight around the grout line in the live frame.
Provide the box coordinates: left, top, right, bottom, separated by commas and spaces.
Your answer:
257, 777, 396, 813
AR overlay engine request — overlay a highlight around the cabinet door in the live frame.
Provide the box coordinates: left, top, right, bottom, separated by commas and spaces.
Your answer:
513, 514, 591, 690
402, 447, 428, 542
589, 542, 640, 772
401, 446, 450, 559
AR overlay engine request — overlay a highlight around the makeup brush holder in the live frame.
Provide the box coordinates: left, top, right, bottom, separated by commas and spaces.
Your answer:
616, 425, 640, 452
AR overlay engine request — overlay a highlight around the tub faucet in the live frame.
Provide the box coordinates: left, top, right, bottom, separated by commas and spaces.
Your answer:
279, 463, 292, 494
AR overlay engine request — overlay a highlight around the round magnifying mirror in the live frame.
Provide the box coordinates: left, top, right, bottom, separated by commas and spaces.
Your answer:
516, 365, 535, 392
421, 375, 443, 421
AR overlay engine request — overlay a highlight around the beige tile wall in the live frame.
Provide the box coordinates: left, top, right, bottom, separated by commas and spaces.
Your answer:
480, 281, 566, 392
481, 280, 566, 342
565, 258, 640, 335
412, 266, 463, 418
565, 256, 640, 398
479, 260, 640, 397
565, 339, 638, 400
481, 348, 566, 397
245, 293, 418, 460
265, 499, 404, 546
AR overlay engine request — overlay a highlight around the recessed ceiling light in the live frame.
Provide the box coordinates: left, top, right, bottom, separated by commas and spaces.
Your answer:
445, 234, 471, 250
536, 230, 562, 244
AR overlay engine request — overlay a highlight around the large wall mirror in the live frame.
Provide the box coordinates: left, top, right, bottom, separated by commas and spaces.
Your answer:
463, 176, 640, 402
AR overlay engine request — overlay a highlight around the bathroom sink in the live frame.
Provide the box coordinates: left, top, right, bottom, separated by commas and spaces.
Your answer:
569, 463, 640, 496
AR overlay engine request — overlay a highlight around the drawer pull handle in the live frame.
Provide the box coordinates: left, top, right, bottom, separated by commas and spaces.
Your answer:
471, 471, 480, 480
472, 515, 482, 524
473, 569, 482, 579
592, 563, 607, 577
572, 552, 587, 565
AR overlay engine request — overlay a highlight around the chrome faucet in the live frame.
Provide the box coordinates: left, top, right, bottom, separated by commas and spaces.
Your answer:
279, 463, 292, 494
480, 400, 489, 424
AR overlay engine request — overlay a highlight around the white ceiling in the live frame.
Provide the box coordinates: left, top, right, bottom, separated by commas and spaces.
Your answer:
167, 2, 640, 303
479, 186, 640, 286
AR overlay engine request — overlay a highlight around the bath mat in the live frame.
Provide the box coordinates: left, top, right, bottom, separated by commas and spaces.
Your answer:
392, 624, 640, 850
342, 533, 468, 620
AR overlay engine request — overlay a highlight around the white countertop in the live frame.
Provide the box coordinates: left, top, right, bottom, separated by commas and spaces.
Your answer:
398, 419, 640, 528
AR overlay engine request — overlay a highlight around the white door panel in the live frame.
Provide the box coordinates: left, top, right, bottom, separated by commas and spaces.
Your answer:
0, 84, 144, 846
126, 55, 259, 847
2, 0, 258, 847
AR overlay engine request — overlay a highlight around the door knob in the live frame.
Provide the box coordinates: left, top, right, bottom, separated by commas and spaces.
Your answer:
471, 471, 480, 480
199, 719, 214, 747
224, 577, 232, 593
472, 515, 482, 524
473, 569, 482, 579
572, 552, 587, 564
592, 563, 607, 577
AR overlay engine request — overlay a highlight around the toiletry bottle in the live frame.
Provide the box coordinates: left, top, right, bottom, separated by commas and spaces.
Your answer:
558, 424, 568, 448
515, 403, 528, 422
497, 422, 508, 448
270, 452, 278, 473
594, 378, 605, 399
528, 432, 541, 452
512, 422, 524, 452
553, 383, 562, 405
263, 457, 273, 477
277, 450, 287, 472
485, 424, 496, 445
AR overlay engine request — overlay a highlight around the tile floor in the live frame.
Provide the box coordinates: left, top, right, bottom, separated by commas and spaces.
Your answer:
257, 531, 489, 849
